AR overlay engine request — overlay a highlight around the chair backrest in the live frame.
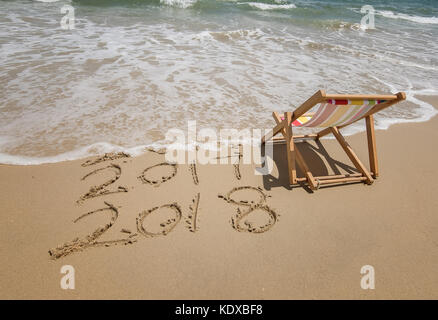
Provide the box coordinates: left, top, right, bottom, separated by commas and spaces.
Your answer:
291, 91, 406, 128
293, 99, 387, 127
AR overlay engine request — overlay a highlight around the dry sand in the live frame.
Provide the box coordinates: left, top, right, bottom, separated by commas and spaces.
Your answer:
0, 96, 437, 299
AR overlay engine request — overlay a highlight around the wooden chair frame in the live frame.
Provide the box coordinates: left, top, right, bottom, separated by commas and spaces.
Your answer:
262, 90, 406, 190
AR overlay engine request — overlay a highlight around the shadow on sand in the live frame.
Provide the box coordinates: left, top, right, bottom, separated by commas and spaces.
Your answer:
261, 140, 360, 193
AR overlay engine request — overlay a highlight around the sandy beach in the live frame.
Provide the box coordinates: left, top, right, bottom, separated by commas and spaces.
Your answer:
0, 96, 437, 300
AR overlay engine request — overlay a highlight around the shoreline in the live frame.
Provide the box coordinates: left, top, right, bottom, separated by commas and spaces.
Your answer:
1, 94, 437, 167
0, 97, 437, 299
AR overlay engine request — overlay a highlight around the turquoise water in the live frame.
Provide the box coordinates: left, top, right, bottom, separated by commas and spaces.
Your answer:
0, 0, 437, 164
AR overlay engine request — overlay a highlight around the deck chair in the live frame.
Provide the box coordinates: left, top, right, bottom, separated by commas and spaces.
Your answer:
261, 90, 406, 190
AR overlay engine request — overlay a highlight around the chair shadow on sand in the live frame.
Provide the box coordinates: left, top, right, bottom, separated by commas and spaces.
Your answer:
261, 139, 359, 193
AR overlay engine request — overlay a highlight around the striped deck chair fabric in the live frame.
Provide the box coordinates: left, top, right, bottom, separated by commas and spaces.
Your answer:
283, 99, 387, 128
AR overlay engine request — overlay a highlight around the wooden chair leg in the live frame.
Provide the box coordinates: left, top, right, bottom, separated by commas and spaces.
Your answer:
365, 115, 378, 178
284, 112, 297, 185
295, 146, 318, 190
274, 111, 317, 189
330, 126, 374, 185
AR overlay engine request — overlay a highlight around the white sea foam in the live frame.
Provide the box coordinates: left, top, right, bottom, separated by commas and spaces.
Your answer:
34, 0, 72, 3
375, 10, 438, 25
240, 2, 296, 10
160, 0, 198, 9
0, 137, 260, 165
362, 78, 438, 131
348, 7, 438, 25
0, 142, 150, 166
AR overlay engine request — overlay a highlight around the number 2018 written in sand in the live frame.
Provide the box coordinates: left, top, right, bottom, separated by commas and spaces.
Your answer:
49, 151, 279, 260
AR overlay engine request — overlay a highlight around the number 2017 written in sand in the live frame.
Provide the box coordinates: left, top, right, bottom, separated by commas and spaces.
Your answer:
49, 151, 279, 260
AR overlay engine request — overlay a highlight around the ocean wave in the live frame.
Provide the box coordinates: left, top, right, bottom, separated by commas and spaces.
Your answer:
0, 136, 260, 165
375, 10, 438, 25
365, 77, 438, 130
0, 142, 150, 166
316, 20, 364, 31
2, 0, 438, 165
2, 95, 437, 166
160, 0, 197, 8
348, 7, 438, 25
2, 87, 437, 166
374, 93, 438, 130
192, 28, 265, 42
238, 2, 296, 11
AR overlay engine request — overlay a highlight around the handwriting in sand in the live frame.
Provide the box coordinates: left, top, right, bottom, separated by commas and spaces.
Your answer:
49, 152, 278, 259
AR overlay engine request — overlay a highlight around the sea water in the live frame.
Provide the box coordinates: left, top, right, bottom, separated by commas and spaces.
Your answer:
0, 0, 437, 164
